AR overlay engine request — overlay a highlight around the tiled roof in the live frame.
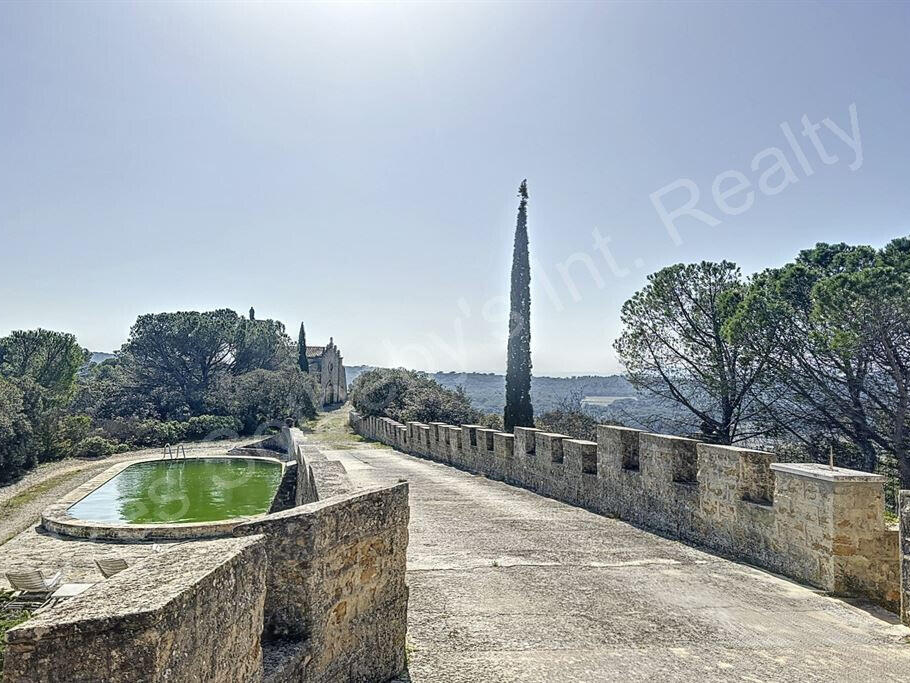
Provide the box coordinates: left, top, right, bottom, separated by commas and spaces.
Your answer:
305, 346, 326, 357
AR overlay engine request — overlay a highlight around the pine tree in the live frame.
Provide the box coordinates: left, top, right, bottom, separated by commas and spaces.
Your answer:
504, 180, 534, 431
249, 307, 255, 321
298, 322, 309, 372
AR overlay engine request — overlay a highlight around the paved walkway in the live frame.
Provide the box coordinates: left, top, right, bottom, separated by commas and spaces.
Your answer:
331, 445, 910, 682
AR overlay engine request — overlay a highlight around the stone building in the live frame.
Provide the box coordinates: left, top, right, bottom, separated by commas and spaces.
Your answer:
306, 338, 347, 406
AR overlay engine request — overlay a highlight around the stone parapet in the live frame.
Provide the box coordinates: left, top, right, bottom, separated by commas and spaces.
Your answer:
350, 410, 899, 611
4, 537, 267, 683
235, 483, 409, 682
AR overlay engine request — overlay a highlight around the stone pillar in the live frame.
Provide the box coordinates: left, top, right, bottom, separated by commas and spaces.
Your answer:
899, 490, 910, 624
770, 463, 898, 607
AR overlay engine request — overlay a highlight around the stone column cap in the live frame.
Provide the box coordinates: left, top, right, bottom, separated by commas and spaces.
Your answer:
770, 462, 888, 483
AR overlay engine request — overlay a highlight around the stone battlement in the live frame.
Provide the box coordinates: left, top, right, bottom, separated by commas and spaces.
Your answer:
351, 412, 899, 611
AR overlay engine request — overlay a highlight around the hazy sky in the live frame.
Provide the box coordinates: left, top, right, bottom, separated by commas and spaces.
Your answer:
2, 1, 909, 375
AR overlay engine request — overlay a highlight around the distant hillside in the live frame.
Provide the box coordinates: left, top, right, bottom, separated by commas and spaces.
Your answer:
344, 365, 638, 414
344, 365, 694, 434
89, 351, 115, 364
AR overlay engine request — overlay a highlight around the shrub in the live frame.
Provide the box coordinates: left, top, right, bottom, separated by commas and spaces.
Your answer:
351, 368, 480, 425
0, 378, 33, 483
72, 436, 117, 459
54, 415, 94, 457
535, 409, 601, 441
98, 418, 187, 448
204, 369, 317, 434
184, 415, 242, 441
480, 413, 504, 431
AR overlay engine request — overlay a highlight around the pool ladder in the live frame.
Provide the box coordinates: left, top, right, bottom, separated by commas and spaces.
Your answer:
162, 443, 187, 460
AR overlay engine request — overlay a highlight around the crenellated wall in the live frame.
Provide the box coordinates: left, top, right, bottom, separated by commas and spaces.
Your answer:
352, 411, 900, 611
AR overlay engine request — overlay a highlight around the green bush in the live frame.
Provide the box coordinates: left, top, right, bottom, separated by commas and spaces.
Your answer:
0, 378, 33, 483
72, 436, 117, 459
183, 415, 242, 440
204, 369, 317, 434
99, 418, 187, 448
54, 415, 94, 457
480, 413, 504, 431
536, 409, 600, 442
351, 368, 480, 426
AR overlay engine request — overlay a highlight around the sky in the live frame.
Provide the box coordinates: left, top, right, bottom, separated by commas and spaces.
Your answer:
1, 1, 909, 376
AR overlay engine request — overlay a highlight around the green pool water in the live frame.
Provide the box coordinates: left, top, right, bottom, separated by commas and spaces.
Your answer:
67, 458, 282, 524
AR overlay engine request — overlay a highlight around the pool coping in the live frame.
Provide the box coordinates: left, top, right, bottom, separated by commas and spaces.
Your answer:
41, 454, 286, 541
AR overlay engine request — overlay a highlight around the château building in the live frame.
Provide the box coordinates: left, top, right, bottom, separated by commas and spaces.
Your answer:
306, 337, 347, 406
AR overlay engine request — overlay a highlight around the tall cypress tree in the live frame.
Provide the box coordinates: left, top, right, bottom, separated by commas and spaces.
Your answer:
504, 180, 534, 430
298, 322, 309, 372
249, 307, 255, 321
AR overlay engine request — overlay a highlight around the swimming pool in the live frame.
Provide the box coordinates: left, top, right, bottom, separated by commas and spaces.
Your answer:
66, 457, 283, 525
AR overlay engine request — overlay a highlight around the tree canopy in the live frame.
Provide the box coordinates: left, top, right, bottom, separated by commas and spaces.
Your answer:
351, 367, 479, 426
0, 329, 87, 399
614, 261, 770, 444
121, 310, 292, 416
504, 179, 534, 431
727, 240, 910, 479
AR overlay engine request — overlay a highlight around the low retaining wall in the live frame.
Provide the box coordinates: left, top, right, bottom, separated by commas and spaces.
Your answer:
3, 537, 267, 682
352, 411, 900, 611
235, 484, 409, 681
249, 426, 407, 682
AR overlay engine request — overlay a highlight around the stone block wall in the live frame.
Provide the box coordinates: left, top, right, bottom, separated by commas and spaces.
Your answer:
3, 537, 267, 683
234, 484, 409, 682
352, 411, 900, 611
898, 491, 910, 625
236, 425, 409, 683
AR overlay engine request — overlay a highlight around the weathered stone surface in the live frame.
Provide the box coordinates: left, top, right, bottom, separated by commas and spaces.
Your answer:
351, 410, 900, 611
3, 536, 267, 683
234, 483, 409, 682
897, 490, 910, 625
269, 461, 299, 513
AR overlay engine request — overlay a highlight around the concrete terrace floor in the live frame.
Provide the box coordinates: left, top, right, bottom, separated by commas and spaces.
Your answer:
331, 444, 910, 683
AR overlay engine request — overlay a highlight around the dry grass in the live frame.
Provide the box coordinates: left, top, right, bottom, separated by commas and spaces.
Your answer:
303, 404, 379, 450
0, 469, 87, 519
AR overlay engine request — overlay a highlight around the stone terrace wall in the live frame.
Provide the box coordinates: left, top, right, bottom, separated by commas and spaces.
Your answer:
3, 536, 267, 683
236, 426, 408, 683
353, 412, 900, 611
235, 484, 409, 682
